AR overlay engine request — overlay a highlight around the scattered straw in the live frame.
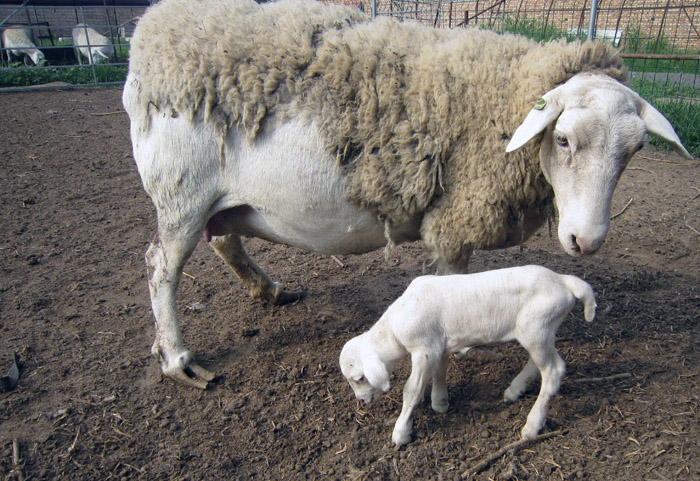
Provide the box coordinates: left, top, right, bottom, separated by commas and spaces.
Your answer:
611, 198, 634, 220
571, 373, 632, 383
461, 430, 566, 478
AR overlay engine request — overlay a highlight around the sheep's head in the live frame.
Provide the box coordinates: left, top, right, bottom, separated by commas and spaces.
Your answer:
339, 335, 390, 404
506, 73, 692, 257
30, 49, 45, 66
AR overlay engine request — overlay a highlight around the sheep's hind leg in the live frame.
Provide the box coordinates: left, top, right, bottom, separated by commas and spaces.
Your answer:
147, 231, 216, 389
209, 234, 302, 305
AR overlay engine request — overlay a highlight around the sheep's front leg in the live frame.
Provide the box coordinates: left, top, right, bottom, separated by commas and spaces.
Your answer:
392, 352, 434, 445
431, 352, 449, 413
209, 234, 302, 305
147, 232, 215, 389
520, 346, 565, 439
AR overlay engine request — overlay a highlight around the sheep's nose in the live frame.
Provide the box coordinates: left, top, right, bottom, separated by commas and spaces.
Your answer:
572, 235, 598, 256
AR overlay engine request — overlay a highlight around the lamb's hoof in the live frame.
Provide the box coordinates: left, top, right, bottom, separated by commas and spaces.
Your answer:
503, 388, 520, 403
520, 425, 540, 440
432, 399, 449, 414
392, 430, 412, 446
164, 362, 217, 390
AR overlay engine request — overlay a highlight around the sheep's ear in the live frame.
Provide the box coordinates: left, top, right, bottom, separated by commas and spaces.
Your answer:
639, 99, 693, 159
506, 95, 563, 153
364, 356, 391, 392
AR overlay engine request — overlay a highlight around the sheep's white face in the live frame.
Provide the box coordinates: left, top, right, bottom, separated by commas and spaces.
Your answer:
541, 81, 646, 256
339, 337, 387, 404
31, 50, 45, 65
507, 73, 692, 257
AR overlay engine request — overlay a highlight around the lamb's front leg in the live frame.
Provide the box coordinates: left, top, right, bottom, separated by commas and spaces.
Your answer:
431, 352, 449, 413
147, 232, 215, 389
392, 352, 434, 445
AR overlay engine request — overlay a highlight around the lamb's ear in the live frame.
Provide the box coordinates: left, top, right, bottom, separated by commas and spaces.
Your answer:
639, 98, 693, 159
363, 354, 391, 392
506, 93, 563, 153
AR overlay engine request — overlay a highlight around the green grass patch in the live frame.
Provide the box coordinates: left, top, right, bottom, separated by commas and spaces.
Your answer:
502, 15, 574, 43
0, 65, 127, 88
630, 77, 700, 157
621, 24, 700, 74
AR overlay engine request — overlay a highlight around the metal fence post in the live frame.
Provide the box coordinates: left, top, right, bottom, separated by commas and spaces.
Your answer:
587, 0, 598, 41
79, 7, 98, 85
371, 0, 376, 19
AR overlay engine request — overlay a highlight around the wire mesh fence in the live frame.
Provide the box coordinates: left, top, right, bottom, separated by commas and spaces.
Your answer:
2, 0, 698, 154
353, 0, 700, 155
0, 3, 145, 91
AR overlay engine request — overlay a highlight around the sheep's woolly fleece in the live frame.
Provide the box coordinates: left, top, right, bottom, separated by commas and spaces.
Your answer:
128, 0, 627, 264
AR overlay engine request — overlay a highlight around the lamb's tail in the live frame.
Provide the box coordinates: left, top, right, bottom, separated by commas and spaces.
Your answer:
561, 275, 596, 322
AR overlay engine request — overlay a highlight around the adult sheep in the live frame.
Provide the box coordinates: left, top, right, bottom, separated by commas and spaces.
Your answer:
123, 0, 692, 389
2, 26, 44, 66
72, 24, 113, 64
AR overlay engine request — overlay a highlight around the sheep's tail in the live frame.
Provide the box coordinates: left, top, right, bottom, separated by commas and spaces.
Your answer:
561, 275, 596, 323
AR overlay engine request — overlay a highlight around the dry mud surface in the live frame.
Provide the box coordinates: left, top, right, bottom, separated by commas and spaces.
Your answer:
1, 88, 699, 480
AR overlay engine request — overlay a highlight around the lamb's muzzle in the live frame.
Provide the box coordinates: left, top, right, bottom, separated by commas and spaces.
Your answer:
339, 265, 597, 445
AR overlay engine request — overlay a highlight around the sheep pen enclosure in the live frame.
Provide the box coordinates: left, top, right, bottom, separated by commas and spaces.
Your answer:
0, 85, 699, 479
1, 0, 699, 155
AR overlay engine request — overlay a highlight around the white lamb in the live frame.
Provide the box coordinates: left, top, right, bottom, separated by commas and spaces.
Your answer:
2, 26, 45, 65
340, 265, 596, 445
72, 24, 113, 64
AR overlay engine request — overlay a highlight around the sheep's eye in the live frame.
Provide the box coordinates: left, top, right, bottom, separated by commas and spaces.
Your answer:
555, 134, 569, 148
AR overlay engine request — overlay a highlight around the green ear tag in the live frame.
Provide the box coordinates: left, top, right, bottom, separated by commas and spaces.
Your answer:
534, 98, 547, 110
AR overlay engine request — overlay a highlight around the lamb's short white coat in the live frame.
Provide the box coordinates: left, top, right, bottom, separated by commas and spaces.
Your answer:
339, 265, 596, 445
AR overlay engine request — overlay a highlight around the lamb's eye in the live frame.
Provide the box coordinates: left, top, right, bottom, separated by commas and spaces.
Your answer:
555, 134, 569, 148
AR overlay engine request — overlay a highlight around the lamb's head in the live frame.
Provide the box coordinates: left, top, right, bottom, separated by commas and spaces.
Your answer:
339, 335, 391, 404
507, 73, 692, 257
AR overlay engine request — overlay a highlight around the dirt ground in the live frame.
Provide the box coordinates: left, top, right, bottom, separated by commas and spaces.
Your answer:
0, 87, 698, 480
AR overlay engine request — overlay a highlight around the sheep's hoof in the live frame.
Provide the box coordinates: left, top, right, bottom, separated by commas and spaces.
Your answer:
164, 362, 217, 390
272, 287, 304, 306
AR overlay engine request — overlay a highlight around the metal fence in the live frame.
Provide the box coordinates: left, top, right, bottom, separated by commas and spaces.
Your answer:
2, 0, 698, 153
0, 4, 145, 90
360, 0, 700, 155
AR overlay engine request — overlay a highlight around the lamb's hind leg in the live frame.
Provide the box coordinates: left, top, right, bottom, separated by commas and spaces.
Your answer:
504, 357, 539, 402
519, 343, 565, 439
209, 234, 302, 305
147, 230, 216, 389
431, 352, 449, 413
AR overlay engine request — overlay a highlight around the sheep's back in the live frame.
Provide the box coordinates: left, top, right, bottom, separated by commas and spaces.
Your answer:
128, 0, 367, 137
